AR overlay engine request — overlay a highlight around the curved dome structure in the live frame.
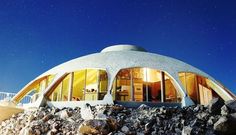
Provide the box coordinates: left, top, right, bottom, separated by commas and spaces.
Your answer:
101, 44, 147, 52
11, 45, 235, 109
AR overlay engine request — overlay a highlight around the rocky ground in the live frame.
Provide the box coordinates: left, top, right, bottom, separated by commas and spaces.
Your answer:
0, 98, 236, 135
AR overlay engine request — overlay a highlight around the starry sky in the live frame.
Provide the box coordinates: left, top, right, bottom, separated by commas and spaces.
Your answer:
0, 0, 235, 94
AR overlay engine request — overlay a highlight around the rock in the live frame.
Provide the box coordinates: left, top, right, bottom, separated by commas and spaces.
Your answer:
207, 98, 224, 115
51, 108, 60, 114
95, 106, 107, 119
47, 131, 56, 135
1, 121, 7, 127
95, 113, 107, 120
145, 119, 155, 132
66, 132, 73, 135
52, 121, 61, 130
189, 118, 198, 127
35, 129, 41, 135
19, 127, 31, 135
121, 126, 129, 134
67, 118, 75, 123
136, 132, 144, 135
2, 103, 236, 135
107, 118, 118, 131
193, 105, 200, 112
207, 117, 214, 126
42, 114, 53, 122
78, 119, 109, 135
138, 104, 150, 110
80, 104, 94, 120
78, 124, 97, 134
196, 112, 208, 120
174, 128, 182, 134
151, 130, 157, 135
37, 111, 46, 119
156, 116, 160, 124
133, 120, 140, 129
158, 130, 164, 134
205, 129, 215, 135
51, 128, 57, 133
221, 105, 229, 116
159, 106, 166, 114
28, 114, 35, 122
115, 131, 126, 135
213, 116, 228, 133
225, 100, 236, 113
60, 110, 71, 119
182, 126, 192, 135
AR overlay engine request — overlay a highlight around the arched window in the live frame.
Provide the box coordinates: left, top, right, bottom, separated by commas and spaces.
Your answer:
112, 67, 181, 103
48, 69, 108, 101
178, 72, 227, 105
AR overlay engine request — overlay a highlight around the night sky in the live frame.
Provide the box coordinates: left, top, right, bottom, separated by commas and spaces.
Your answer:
0, 0, 235, 94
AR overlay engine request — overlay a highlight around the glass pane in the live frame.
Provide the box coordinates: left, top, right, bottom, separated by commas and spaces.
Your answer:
85, 69, 99, 101
48, 69, 108, 102
179, 72, 186, 90
178, 72, 222, 105
114, 68, 164, 102
62, 75, 70, 101
133, 68, 162, 102
116, 69, 131, 101
72, 70, 86, 101
48, 74, 69, 101
40, 80, 47, 92
148, 69, 162, 102
164, 73, 180, 102
50, 83, 61, 101
132, 68, 143, 101
98, 70, 108, 100
86, 69, 98, 91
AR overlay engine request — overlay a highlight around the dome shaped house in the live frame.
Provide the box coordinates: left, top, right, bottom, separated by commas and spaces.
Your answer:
0, 45, 235, 120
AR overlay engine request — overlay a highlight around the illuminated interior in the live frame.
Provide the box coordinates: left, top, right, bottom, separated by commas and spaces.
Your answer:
178, 72, 224, 105
112, 67, 181, 103
48, 69, 108, 101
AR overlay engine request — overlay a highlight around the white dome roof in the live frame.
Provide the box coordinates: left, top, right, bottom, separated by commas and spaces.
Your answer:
101, 44, 147, 52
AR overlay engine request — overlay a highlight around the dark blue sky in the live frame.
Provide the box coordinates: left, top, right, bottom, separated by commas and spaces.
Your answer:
0, 0, 235, 94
